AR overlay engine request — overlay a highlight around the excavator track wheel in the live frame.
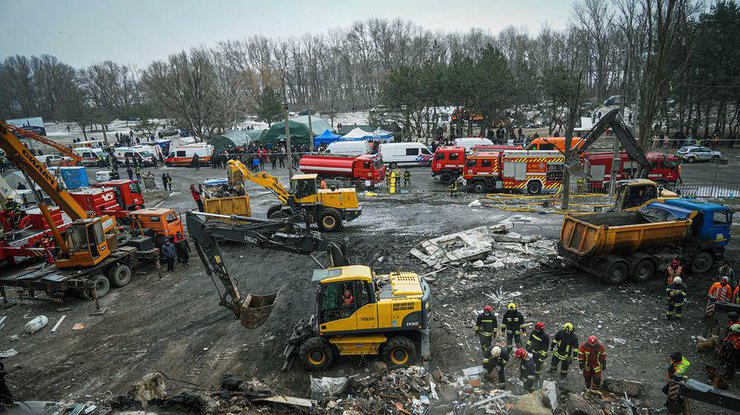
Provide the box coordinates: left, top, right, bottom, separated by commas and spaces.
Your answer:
382, 336, 416, 367
108, 264, 132, 287
299, 337, 334, 371
317, 209, 342, 232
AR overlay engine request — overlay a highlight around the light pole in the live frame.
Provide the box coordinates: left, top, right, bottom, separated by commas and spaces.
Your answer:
284, 102, 293, 179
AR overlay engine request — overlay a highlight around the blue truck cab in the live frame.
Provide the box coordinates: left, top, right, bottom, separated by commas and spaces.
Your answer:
662, 198, 732, 248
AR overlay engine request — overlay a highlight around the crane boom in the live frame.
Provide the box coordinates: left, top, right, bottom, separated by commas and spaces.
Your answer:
0, 122, 89, 221
566, 109, 652, 178
4, 122, 82, 166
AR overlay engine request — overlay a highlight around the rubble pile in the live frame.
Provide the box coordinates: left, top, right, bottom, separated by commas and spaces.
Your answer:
410, 223, 559, 272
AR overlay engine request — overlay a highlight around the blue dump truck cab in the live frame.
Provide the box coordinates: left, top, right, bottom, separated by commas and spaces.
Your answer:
661, 198, 732, 249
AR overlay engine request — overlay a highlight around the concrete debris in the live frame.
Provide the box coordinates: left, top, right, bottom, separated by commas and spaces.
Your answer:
310, 376, 351, 399
410, 224, 558, 273
603, 377, 644, 397
469, 199, 482, 207
565, 392, 601, 415
510, 389, 553, 415
128, 372, 167, 407
0, 349, 17, 358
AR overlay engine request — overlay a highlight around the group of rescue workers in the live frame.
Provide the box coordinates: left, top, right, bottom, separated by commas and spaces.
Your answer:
475, 303, 606, 393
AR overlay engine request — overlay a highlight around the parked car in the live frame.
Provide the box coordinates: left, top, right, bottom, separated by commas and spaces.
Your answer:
676, 146, 723, 164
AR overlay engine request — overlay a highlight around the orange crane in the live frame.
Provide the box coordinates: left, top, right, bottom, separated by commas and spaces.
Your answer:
7, 122, 82, 166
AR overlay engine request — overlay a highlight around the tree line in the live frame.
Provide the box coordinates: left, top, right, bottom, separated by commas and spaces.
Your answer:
0, 0, 737, 146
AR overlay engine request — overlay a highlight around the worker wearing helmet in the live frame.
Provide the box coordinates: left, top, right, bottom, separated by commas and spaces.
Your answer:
514, 348, 537, 392
483, 345, 509, 384
668, 352, 690, 379
501, 303, 526, 352
726, 312, 740, 338
666, 258, 682, 285
475, 305, 498, 357
526, 322, 550, 380
666, 276, 687, 320
549, 323, 579, 377
578, 336, 606, 390
706, 277, 732, 336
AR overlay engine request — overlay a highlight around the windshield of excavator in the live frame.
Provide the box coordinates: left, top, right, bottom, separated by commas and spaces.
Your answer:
66, 224, 90, 252
291, 178, 317, 199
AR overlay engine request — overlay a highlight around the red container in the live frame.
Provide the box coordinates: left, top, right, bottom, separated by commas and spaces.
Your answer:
70, 188, 120, 214
27, 206, 64, 230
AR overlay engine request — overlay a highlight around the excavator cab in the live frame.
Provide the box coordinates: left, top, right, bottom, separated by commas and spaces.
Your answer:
615, 179, 678, 211
56, 218, 115, 268
291, 174, 319, 200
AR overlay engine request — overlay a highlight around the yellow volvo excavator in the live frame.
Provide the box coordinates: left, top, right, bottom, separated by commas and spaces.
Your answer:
227, 159, 361, 232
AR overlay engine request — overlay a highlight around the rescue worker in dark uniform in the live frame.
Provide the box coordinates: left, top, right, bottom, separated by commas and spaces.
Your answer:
515, 348, 537, 392
475, 305, 497, 357
403, 170, 411, 188
483, 345, 509, 384
666, 276, 687, 320
501, 303, 526, 352
526, 321, 549, 380
549, 322, 579, 377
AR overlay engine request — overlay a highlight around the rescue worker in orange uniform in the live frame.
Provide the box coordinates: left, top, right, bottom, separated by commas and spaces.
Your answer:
666, 259, 683, 285
721, 324, 740, 379
706, 277, 732, 336
578, 335, 606, 390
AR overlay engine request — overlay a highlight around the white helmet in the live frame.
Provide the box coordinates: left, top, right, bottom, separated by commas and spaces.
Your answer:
673, 277, 683, 284
491, 346, 502, 357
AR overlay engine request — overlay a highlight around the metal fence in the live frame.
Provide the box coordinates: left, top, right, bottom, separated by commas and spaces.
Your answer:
674, 183, 740, 199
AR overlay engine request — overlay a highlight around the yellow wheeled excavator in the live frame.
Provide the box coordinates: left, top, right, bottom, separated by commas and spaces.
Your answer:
227, 159, 361, 231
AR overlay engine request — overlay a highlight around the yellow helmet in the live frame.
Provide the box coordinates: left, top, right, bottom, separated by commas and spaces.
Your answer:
563, 322, 574, 333
507, 303, 517, 311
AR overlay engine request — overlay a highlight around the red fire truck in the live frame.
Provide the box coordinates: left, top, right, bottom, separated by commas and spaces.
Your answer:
92, 179, 145, 210
69, 187, 128, 219
299, 153, 386, 186
582, 151, 681, 191
432, 145, 523, 184
463, 150, 565, 194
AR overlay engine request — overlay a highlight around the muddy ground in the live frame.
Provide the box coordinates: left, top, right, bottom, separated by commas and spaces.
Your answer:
2, 154, 740, 413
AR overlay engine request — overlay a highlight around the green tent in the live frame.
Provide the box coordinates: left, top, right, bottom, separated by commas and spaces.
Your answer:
210, 129, 265, 150
261, 116, 334, 147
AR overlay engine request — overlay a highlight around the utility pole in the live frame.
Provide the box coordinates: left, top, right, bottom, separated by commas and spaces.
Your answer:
284, 103, 293, 179
608, 96, 625, 197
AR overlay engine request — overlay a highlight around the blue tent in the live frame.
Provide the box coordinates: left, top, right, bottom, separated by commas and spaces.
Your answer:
313, 129, 342, 145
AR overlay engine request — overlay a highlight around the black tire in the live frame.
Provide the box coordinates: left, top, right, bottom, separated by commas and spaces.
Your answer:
711, 155, 720, 162
82, 274, 111, 299
389, 162, 398, 169
527, 180, 542, 195
439, 172, 453, 185
691, 252, 714, 274
298, 337, 334, 371
382, 336, 416, 367
472, 181, 487, 194
108, 264, 132, 288
685, 156, 695, 164
267, 204, 286, 219
317, 208, 342, 232
631, 258, 656, 282
604, 259, 629, 285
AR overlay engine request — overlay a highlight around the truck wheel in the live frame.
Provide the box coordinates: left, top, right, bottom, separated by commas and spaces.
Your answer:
439, 172, 453, 185
382, 336, 416, 367
691, 252, 714, 274
298, 337, 334, 371
317, 209, 342, 232
527, 181, 542, 195
631, 258, 655, 282
108, 264, 132, 287
472, 181, 487, 194
82, 274, 111, 299
604, 259, 629, 285
267, 204, 286, 219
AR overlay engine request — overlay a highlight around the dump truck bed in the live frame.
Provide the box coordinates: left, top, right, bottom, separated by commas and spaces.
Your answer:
560, 208, 692, 259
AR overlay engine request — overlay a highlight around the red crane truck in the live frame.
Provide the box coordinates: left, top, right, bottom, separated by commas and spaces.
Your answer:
299, 154, 386, 187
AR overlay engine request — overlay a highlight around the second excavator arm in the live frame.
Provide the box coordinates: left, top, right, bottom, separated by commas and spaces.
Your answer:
227, 159, 292, 205
3, 121, 82, 166
566, 108, 652, 179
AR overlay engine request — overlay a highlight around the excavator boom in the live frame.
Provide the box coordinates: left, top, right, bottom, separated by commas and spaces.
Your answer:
566, 109, 652, 179
227, 159, 291, 205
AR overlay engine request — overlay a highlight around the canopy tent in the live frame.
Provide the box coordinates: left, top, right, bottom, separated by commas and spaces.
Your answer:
261, 116, 334, 147
210, 129, 266, 150
313, 129, 342, 145
370, 128, 394, 141
341, 127, 371, 140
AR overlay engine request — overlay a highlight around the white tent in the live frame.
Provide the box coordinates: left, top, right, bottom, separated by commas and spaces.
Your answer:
341, 127, 371, 140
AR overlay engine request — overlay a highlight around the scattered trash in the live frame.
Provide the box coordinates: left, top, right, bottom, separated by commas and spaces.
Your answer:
468, 199, 482, 207
51, 315, 67, 333
25, 315, 48, 334
310, 376, 350, 399
0, 349, 18, 358
72, 323, 85, 331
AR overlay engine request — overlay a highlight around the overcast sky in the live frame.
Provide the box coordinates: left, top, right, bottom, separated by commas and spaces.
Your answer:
0, 0, 572, 68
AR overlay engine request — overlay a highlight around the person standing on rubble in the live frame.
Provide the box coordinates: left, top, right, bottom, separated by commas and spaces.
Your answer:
706, 277, 732, 336
578, 336, 606, 390
666, 258, 683, 285
476, 305, 498, 357
161, 238, 176, 272
666, 276, 687, 320
514, 348, 537, 392
549, 322, 579, 377
668, 352, 690, 379
526, 322, 549, 380
719, 263, 736, 288
174, 231, 190, 266
483, 345, 509, 385
190, 184, 204, 212
501, 303, 526, 352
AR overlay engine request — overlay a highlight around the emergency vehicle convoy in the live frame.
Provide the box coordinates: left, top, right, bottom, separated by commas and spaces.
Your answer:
463, 149, 565, 194
298, 153, 386, 186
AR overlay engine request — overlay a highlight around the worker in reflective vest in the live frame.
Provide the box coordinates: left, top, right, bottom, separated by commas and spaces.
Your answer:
578, 336, 606, 390
526, 322, 549, 380
475, 305, 497, 357
549, 322, 579, 377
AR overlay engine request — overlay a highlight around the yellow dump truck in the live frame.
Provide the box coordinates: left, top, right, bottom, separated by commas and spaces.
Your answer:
560, 198, 733, 284
202, 178, 252, 218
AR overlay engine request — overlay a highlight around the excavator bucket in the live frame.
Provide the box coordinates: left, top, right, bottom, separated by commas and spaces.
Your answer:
239, 291, 279, 329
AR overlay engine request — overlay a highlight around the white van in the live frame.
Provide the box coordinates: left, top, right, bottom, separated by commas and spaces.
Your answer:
454, 137, 494, 152
165, 144, 214, 167
324, 141, 371, 156
73, 147, 108, 167
112, 147, 157, 166
379, 142, 433, 167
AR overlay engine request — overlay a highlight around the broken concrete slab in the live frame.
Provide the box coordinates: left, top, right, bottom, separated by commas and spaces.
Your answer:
542, 380, 557, 410
565, 392, 601, 415
489, 221, 514, 233
603, 377, 644, 397
510, 390, 553, 415
129, 373, 167, 407
310, 376, 350, 399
